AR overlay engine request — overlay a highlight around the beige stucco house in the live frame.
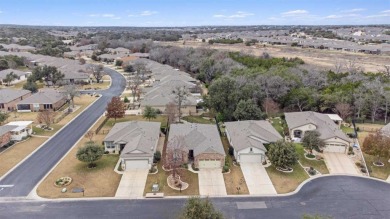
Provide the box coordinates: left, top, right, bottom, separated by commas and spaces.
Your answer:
224, 120, 283, 164
285, 111, 352, 153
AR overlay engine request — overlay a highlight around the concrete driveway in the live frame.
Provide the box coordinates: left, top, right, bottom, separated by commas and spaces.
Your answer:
115, 169, 148, 198
241, 163, 277, 195
323, 152, 359, 175
198, 169, 227, 196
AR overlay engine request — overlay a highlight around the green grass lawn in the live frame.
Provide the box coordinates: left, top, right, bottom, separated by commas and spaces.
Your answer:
182, 116, 215, 124
295, 144, 329, 174
266, 163, 309, 193
104, 115, 168, 129
270, 117, 284, 136
75, 154, 119, 172
363, 153, 390, 180
341, 125, 354, 134
32, 124, 63, 136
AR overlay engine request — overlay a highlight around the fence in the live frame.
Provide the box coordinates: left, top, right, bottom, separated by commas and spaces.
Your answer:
95, 117, 109, 134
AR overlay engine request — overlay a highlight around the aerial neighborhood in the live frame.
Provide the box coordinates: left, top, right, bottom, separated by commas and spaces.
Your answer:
0, 19, 389, 218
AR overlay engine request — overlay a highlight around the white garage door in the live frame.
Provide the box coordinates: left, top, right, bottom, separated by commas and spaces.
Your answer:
323, 144, 346, 153
125, 159, 149, 170
198, 159, 221, 169
240, 154, 263, 163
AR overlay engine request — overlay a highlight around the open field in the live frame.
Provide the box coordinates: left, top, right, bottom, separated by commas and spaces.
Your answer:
160, 41, 390, 73
37, 115, 122, 198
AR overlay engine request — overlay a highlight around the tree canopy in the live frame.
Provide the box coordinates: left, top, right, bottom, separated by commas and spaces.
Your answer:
76, 143, 104, 168
301, 131, 325, 154
142, 106, 157, 121
180, 197, 224, 219
106, 96, 125, 122
267, 141, 298, 169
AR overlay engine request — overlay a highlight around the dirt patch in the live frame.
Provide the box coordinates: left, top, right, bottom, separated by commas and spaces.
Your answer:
223, 165, 249, 195
37, 116, 121, 198
0, 137, 47, 177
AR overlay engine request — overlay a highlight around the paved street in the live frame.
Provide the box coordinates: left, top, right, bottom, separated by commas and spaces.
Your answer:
241, 163, 277, 195
0, 176, 389, 218
115, 169, 148, 198
0, 68, 126, 197
198, 169, 227, 196
323, 152, 359, 175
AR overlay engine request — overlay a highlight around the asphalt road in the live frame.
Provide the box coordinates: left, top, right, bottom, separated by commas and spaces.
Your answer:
0, 176, 389, 219
0, 67, 126, 197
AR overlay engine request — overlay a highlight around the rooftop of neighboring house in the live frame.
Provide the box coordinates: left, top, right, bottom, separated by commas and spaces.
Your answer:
0, 69, 30, 80
0, 125, 18, 136
17, 89, 65, 105
224, 120, 283, 152
168, 123, 225, 156
103, 121, 161, 158
381, 123, 390, 137
0, 89, 31, 103
284, 111, 351, 142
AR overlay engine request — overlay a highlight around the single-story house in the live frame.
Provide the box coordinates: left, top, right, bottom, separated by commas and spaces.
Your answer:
285, 111, 352, 153
0, 121, 33, 143
0, 89, 32, 112
381, 123, 390, 137
16, 89, 67, 112
103, 121, 161, 170
0, 69, 31, 85
224, 120, 283, 163
168, 123, 225, 169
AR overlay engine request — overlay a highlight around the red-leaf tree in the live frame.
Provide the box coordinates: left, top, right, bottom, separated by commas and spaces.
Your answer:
106, 96, 125, 122
164, 135, 187, 178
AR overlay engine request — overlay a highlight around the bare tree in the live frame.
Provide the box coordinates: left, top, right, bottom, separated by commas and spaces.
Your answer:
63, 84, 80, 108
133, 59, 147, 82
382, 65, 390, 77
84, 130, 95, 142
127, 71, 142, 104
335, 103, 352, 121
345, 59, 363, 74
262, 98, 280, 117
164, 135, 187, 178
334, 60, 345, 73
87, 64, 105, 83
172, 86, 189, 123
383, 90, 390, 124
37, 110, 57, 128
166, 102, 178, 125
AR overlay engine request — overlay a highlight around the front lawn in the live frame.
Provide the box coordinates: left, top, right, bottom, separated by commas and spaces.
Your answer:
104, 115, 168, 129
37, 116, 121, 198
0, 137, 48, 177
266, 163, 309, 194
341, 125, 354, 134
363, 153, 390, 180
221, 137, 249, 195
295, 144, 329, 174
143, 162, 199, 196
182, 116, 215, 124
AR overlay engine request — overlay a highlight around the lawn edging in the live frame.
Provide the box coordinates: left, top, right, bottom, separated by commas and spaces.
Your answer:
0, 96, 102, 183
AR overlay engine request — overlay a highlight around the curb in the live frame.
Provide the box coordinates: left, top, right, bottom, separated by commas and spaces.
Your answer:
0, 96, 102, 182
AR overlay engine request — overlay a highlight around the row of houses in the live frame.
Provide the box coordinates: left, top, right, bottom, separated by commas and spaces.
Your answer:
103, 111, 352, 171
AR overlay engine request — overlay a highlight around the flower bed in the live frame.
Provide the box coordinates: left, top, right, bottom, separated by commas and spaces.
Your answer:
373, 161, 385, 167
167, 174, 189, 191
276, 167, 293, 173
305, 153, 316, 160
54, 177, 72, 187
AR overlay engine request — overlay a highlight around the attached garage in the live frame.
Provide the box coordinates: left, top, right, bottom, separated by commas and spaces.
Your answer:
198, 159, 221, 169
323, 143, 347, 153
239, 153, 264, 163
124, 159, 149, 170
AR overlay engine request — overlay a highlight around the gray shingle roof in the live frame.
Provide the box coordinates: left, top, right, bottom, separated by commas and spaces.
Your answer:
168, 123, 225, 156
381, 123, 390, 137
0, 125, 17, 136
0, 69, 30, 79
17, 89, 65, 105
104, 121, 161, 159
0, 89, 31, 103
224, 120, 283, 152
285, 111, 352, 142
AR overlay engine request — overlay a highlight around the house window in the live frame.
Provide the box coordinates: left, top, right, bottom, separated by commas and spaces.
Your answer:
250, 148, 253, 152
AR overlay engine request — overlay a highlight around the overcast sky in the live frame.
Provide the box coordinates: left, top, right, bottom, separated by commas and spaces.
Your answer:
0, 0, 389, 26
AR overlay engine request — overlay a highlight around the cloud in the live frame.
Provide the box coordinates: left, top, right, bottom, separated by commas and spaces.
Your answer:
341, 8, 365, 13
281, 10, 308, 17
213, 11, 254, 19
366, 10, 390, 18
380, 10, 390, 13
88, 13, 120, 19
140, 10, 158, 16
325, 14, 359, 19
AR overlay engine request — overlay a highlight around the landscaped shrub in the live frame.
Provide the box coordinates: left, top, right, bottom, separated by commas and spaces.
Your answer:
149, 166, 157, 173
308, 167, 316, 175
222, 165, 229, 173
153, 151, 161, 163
306, 153, 315, 159
224, 159, 230, 167
181, 163, 188, 169
104, 151, 109, 154
361, 168, 367, 173
191, 163, 199, 171
355, 162, 363, 168
228, 146, 234, 156
123, 96, 129, 103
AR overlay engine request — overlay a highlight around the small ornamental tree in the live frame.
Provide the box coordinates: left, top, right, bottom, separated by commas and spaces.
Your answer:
164, 136, 187, 178
267, 140, 298, 169
142, 105, 157, 121
84, 130, 95, 142
180, 197, 224, 219
76, 143, 104, 168
0, 112, 9, 125
106, 96, 125, 122
362, 132, 390, 164
302, 131, 325, 154
166, 102, 178, 125
63, 84, 80, 108
37, 110, 57, 128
